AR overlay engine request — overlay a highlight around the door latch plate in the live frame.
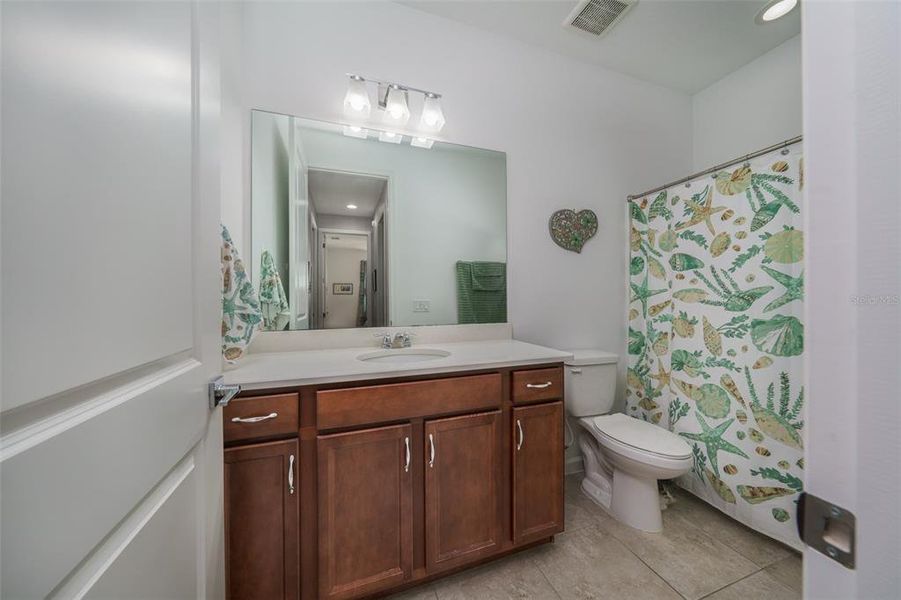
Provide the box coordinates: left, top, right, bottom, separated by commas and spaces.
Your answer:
797, 492, 856, 569
209, 376, 242, 408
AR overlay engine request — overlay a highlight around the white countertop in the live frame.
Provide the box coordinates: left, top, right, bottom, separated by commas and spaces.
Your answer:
223, 339, 573, 390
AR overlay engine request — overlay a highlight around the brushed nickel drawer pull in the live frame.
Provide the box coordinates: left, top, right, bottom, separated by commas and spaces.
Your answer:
404, 436, 411, 473
516, 419, 524, 451
428, 433, 435, 468
230, 412, 278, 424
288, 454, 295, 495
526, 381, 553, 389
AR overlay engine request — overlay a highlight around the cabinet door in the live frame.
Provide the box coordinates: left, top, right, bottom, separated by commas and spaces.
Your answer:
318, 424, 413, 600
425, 411, 502, 573
513, 402, 564, 544
225, 439, 299, 600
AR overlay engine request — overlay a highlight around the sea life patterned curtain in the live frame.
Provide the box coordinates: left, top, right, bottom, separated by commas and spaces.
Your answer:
627, 143, 804, 549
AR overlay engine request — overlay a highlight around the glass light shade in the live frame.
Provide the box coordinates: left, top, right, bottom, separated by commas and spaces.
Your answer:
410, 136, 434, 149
343, 76, 371, 118
383, 85, 410, 126
342, 125, 369, 139
419, 95, 445, 133
378, 130, 403, 144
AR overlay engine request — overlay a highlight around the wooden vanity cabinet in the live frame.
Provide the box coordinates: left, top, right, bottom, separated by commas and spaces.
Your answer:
225, 364, 565, 600
317, 424, 413, 600
225, 439, 299, 600
424, 411, 502, 573
512, 401, 565, 544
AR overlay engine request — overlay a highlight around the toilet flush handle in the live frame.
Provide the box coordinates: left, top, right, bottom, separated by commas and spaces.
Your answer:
570, 368, 582, 374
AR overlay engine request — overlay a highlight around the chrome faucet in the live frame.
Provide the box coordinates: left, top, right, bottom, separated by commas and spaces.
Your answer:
376, 331, 413, 349
393, 331, 413, 348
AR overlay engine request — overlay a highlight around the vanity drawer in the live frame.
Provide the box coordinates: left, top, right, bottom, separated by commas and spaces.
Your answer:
317, 373, 502, 430
512, 367, 563, 404
224, 393, 299, 444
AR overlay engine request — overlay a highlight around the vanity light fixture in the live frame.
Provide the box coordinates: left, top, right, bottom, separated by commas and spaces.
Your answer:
419, 93, 445, 133
382, 84, 410, 126
410, 136, 434, 150
378, 130, 403, 144
346, 204, 358, 210
344, 73, 445, 132
343, 75, 371, 118
342, 125, 369, 139
755, 0, 798, 23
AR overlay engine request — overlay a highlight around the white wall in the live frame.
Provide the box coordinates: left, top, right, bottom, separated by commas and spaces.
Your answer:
250, 110, 290, 290
224, 0, 692, 354
692, 35, 801, 170
300, 129, 506, 327
324, 246, 367, 329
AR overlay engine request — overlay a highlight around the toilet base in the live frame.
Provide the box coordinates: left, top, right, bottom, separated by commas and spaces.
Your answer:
611, 467, 663, 532
578, 428, 665, 533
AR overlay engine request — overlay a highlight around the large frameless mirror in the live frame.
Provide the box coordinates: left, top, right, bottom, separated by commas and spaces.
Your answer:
250, 110, 507, 331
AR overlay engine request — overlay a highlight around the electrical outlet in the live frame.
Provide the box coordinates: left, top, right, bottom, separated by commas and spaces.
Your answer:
413, 299, 431, 313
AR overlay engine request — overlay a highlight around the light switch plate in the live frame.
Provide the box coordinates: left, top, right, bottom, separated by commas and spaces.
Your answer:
413, 299, 431, 313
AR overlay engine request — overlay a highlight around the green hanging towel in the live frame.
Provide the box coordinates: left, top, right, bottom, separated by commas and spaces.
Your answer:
259, 250, 291, 331
221, 225, 262, 363
456, 261, 507, 324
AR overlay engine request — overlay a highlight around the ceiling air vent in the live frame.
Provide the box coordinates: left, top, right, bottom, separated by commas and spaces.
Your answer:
564, 0, 637, 37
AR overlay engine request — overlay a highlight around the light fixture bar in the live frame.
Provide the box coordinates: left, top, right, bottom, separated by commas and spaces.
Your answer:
346, 73, 441, 99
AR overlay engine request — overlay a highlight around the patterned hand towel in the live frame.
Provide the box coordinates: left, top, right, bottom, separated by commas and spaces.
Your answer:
221, 225, 262, 363
259, 250, 291, 331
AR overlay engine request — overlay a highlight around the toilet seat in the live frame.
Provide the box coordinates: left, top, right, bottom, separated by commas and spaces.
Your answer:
580, 413, 691, 474
590, 413, 692, 459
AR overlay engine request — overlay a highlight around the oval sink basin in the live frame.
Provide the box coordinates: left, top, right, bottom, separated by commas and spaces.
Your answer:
357, 348, 451, 364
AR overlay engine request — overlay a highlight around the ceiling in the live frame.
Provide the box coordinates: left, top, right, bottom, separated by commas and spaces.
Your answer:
308, 169, 387, 218
398, 0, 800, 94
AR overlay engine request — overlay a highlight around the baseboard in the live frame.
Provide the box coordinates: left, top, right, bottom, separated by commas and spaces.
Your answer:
565, 455, 584, 475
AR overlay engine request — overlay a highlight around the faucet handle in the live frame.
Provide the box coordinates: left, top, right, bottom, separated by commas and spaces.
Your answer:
373, 332, 392, 348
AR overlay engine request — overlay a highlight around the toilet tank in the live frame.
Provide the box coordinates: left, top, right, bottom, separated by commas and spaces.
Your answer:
564, 350, 619, 417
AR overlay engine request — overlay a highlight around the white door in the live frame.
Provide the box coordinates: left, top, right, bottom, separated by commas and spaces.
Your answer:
803, 1, 901, 598
1, 2, 225, 599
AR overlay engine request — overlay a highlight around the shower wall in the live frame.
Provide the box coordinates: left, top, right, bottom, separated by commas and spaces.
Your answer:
692, 35, 802, 170
627, 143, 804, 549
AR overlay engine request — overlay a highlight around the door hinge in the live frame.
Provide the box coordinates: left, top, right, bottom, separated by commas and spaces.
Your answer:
797, 492, 856, 569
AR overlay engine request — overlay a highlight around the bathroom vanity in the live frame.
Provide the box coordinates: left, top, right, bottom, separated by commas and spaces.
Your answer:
222, 338, 570, 599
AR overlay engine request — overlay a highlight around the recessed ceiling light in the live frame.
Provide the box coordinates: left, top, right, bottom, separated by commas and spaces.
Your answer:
756, 0, 798, 24
346, 204, 358, 210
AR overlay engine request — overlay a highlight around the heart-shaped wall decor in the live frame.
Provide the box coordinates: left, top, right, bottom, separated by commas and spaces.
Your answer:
549, 209, 598, 253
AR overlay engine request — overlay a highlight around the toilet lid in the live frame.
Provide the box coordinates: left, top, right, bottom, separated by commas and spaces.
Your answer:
591, 413, 691, 459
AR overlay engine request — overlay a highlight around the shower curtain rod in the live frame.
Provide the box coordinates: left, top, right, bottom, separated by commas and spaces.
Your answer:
627, 135, 803, 200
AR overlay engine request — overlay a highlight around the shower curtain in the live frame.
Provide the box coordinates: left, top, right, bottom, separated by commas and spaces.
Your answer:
627, 143, 804, 549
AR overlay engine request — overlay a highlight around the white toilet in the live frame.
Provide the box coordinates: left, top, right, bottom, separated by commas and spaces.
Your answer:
565, 350, 692, 533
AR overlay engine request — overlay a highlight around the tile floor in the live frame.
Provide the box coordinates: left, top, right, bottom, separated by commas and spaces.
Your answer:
388, 474, 802, 600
